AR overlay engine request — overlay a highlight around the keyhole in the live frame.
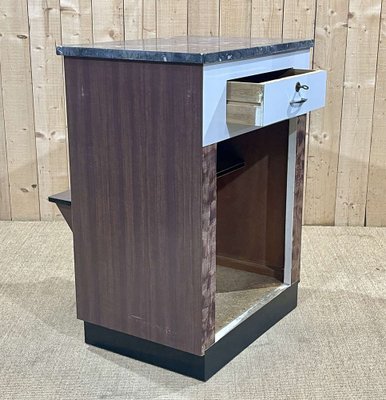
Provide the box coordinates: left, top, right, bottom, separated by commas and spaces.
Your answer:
295, 82, 309, 92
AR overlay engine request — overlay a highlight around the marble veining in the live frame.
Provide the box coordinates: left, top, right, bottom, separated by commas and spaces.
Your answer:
57, 36, 314, 64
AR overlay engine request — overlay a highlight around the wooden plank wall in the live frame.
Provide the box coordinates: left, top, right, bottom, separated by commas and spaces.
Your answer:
0, 0, 385, 226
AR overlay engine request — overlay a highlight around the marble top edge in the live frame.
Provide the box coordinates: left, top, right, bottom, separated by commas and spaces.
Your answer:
57, 36, 314, 64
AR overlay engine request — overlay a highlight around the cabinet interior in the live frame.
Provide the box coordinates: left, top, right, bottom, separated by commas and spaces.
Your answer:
215, 121, 289, 337
230, 67, 310, 84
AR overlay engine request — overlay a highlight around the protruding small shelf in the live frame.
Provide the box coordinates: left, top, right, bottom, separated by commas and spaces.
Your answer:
48, 190, 71, 206
48, 190, 72, 230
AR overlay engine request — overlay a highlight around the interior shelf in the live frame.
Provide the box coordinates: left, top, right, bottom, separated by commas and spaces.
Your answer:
217, 141, 246, 178
215, 266, 283, 337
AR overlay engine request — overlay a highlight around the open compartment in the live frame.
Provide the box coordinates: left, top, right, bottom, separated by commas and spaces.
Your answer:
214, 120, 290, 338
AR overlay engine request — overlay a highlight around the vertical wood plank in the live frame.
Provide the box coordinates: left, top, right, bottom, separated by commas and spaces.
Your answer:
92, 0, 124, 42
0, 63, 11, 220
0, 0, 40, 220
0, 0, 384, 225
335, 0, 382, 226
251, 0, 284, 38
60, 0, 93, 44
156, 0, 188, 38
143, 0, 157, 39
28, 0, 69, 220
60, 1, 93, 188
283, 0, 316, 225
188, 0, 219, 36
124, 0, 143, 40
220, 0, 251, 37
282, 0, 316, 38
366, 0, 386, 226
304, 0, 349, 225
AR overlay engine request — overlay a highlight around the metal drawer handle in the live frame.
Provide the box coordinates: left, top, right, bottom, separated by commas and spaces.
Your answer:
290, 98, 308, 105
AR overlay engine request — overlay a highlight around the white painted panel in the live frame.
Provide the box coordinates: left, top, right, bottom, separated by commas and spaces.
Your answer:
262, 70, 327, 126
284, 119, 297, 285
203, 50, 311, 146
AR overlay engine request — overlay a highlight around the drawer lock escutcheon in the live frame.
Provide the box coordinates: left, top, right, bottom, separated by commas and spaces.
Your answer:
295, 82, 309, 92
291, 81, 309, 106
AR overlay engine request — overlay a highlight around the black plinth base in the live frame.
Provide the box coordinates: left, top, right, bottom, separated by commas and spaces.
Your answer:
84, 282, 298, 381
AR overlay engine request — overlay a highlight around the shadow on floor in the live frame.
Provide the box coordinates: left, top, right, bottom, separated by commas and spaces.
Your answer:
1, 277, 80, 339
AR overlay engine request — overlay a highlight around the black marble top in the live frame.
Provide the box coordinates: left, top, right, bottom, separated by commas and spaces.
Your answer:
57, 36, 314, 64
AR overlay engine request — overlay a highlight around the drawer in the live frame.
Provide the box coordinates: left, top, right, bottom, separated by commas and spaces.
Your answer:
226, 68, 327, 127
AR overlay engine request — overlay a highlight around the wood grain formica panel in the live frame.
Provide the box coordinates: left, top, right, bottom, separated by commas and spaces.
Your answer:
291, 115, 306, 283
64, 58, 214, 355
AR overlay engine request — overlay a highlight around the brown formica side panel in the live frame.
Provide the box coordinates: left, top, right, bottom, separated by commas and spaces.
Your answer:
64, 58, 215, 355
216, 121, 289, 280
291, 115, 306, 283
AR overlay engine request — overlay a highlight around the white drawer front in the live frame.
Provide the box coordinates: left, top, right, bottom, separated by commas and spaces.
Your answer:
202, 50, 313, 146
226, 69, 327, 128
262, 69, 326, 126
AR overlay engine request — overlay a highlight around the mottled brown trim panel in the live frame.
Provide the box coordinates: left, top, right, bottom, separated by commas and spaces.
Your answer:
291, 115, 306, 283
64, 58, 207, 355
201, 144, 217, 352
